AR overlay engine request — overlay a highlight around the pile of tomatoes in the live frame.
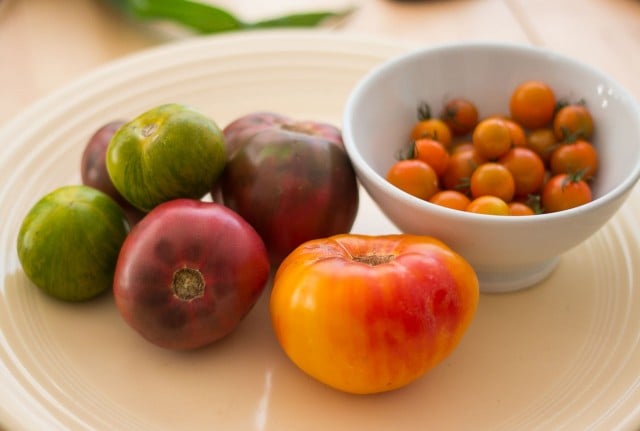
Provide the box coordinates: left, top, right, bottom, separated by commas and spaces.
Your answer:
386, 80, 598, 215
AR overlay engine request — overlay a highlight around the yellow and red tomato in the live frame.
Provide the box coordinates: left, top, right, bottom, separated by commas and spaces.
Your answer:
270, 234, 479, 395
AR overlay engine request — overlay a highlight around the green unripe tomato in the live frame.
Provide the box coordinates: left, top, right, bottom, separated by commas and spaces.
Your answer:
106, 103, 227, 212
17, 185, 129, 301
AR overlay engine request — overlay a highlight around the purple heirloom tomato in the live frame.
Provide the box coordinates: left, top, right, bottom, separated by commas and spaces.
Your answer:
217, 112, 359, 266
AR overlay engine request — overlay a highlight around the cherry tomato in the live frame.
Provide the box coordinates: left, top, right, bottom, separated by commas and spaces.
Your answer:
441, 147, 486, 193
270, 233, 479, 394
469, 162, 515, 202
541, 173, 593, 212
526, 127, 558, 165
549, 139, 598, 180
509, 80, 556, 129
411, 138, 450, 176
499, 147, 546, 197
553, 103, 594, 141
472, 117, 512, 160
466, 195, 510, 215
450, 141, 474, 154
410, 105, 453, 149
440, 98, 478, 136
504, 119, 527, 148
428, 190, 471, 211
386, 159, 439, 200
508, 201, 536, 216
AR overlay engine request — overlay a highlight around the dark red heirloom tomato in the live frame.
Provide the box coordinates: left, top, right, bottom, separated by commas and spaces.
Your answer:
80, 120, 146, 226
217, 112, 359, 266
113, 199, 270, 350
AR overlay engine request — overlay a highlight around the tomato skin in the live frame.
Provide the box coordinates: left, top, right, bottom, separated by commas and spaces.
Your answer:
466, 195, 510, 215
113, 199, 270, 350
17, 185, 129, 301
499, 147, 546, 197
386, 159, 439, 200
440, 98, 478, 136
472, 118, 512, 160
81, 120, 127, 204
541, 174, 593, 212
411, 138, 450, 176
410, 118, 453, 149
81, 120, 146, 226
270, 234, 479, 394
509, 80, 556, 129
469, 162, 515, 202
219, 112, 358, 267
553, 104, 594, 141
549, 139, 598, 180
107, 103, 227, 212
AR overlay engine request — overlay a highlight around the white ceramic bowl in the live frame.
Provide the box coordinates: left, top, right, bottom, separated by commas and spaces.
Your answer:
342, 42, 640, 293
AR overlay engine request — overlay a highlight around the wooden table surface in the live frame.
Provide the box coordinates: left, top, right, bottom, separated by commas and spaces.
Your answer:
1, 0, 639, 128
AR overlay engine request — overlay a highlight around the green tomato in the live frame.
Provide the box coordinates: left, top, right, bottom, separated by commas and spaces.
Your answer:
106, 103, 226, 212
17, 185, 129, 301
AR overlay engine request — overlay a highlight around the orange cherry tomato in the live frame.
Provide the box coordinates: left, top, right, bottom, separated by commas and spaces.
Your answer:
508, 201, 536, 216
450, 141, 474, 154
412, 138, 450, 176
469, 162, 515, 202
441, 147, 486, 193
499, 147, 546, 197
386, 159, 439, 200
428, 190, 471, 211
549, 139, 598, 180
270, 233, 479, 394
466, 195, 510, 215
472, 117, 513, 160
504, 119, 527, 148
410, 118, 453, 149
553, 103, 594, 141
509, 80, 556, 129
440, 98, 479, 136
526, 127, 558, 165
541, 173, 593, 212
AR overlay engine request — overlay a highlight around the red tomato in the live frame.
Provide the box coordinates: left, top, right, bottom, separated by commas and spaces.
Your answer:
113, 199, 270, 350
270, 234, 479, 394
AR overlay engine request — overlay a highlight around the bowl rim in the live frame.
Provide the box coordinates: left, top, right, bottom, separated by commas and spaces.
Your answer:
342, 40, 640, 225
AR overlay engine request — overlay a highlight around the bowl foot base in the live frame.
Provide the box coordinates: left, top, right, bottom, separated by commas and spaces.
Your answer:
476, 257, 560, 294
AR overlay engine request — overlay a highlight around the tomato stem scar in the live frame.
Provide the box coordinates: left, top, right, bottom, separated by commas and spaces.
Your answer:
172, 267, 205, 300
352, 254, 395, 266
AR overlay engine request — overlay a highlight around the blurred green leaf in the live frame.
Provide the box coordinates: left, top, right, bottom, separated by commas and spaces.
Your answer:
107, 0, 354, 34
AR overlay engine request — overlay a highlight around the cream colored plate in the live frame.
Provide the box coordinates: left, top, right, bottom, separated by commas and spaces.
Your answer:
1, 30, 639, 431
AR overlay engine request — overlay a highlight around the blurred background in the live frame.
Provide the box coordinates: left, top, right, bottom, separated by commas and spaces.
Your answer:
1, 0, 639, 126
